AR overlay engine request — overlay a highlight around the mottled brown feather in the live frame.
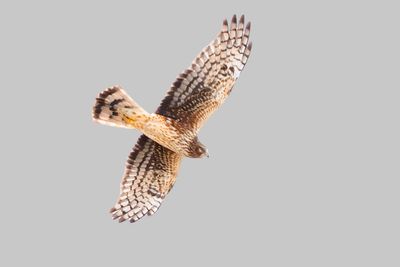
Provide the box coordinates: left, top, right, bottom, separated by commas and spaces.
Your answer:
156, 14, 252, 131
110, 135, 182, 223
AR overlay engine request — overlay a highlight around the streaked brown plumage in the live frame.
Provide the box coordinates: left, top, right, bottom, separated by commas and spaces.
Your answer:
92, 15, 253, 223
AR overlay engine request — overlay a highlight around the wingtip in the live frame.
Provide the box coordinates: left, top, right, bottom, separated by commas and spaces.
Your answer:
246, 21, 251, 31
222, 18, 228, 32
239, 15, 245, 24
248, 41, 253, 50
231, 14, 237, 24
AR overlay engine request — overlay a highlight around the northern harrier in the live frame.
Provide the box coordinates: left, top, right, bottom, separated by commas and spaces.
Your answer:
92, 15, 252, 223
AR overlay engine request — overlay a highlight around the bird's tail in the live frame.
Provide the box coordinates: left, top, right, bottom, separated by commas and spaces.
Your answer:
92, 86, 149, 129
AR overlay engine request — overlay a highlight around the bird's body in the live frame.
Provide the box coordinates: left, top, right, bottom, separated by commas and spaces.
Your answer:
92, 15, 252, 223
95, 88, 203, 157
141, 114, 198, 157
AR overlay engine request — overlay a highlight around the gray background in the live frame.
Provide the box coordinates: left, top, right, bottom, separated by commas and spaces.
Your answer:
0, 0, 399, 266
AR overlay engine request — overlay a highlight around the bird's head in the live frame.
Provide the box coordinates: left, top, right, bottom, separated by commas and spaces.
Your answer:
187, 138, 209, 158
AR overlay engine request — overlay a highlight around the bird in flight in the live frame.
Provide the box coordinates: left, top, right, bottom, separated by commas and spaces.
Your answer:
92, 15, 252, 223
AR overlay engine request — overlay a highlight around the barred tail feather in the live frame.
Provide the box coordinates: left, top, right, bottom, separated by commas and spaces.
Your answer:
92, 86, 148, 129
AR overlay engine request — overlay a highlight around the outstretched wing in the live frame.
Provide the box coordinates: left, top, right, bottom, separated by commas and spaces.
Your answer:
156, 15, 252, 131
110, 135, 182, 223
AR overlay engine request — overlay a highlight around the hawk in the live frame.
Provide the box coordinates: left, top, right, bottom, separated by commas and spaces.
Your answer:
92, 15, 252, 223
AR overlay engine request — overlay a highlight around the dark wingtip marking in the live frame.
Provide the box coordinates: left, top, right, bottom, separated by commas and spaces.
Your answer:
231, 14, 237, 24
246, 21, 251, 31
248, 41, 253, 51
239, 15, 245, 24
223, 19, 228, 27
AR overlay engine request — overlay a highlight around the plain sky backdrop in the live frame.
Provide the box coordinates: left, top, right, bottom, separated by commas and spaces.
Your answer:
1, 0, 399, 266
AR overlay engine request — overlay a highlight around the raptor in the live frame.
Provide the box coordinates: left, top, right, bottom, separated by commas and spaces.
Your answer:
92, 15, 252, 223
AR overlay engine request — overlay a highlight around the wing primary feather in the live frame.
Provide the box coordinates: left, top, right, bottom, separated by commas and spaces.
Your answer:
155, 15, 253, 131
239, 15, 245, 26
222, 18, 228, 31
110, 135, 182, 223
231, 15, 237, 27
